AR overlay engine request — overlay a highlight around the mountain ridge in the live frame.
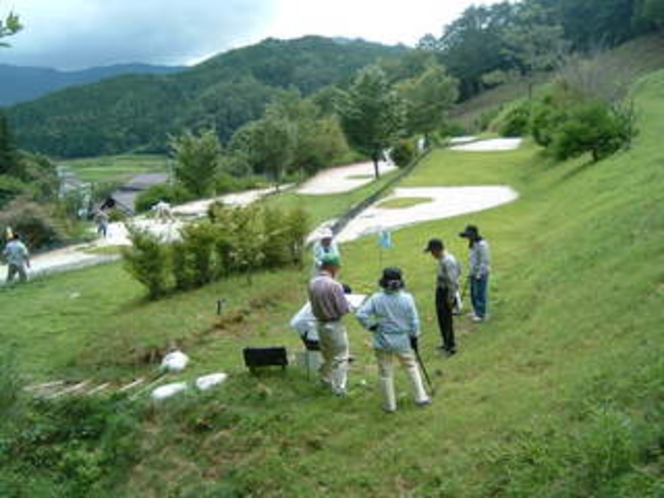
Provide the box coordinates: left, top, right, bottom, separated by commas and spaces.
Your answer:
0, 62, 185, 106
5, 36, 407, 158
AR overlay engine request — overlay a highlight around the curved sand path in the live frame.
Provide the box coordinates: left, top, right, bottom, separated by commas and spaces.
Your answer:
297, 160, 396, 195
335, 186, 519, 242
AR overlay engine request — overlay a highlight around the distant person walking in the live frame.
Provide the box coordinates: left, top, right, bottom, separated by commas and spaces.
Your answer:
356, 267, 430, 413
153, 200, 175, 223
424, 238, 461, 355
3, 232, 31, 284
308, 254, 351, 396
94, 209, 109, 237
312, 227, 340, 274
459, 225, 491, 322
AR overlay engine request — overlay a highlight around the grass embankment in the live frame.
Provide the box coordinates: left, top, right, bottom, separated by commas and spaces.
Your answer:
58, 154, 169, 183
376, 197, 432, 209
2, 73, 664, 496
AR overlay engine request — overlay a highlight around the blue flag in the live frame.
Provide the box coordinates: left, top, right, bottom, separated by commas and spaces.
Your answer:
378, 230, 393, 249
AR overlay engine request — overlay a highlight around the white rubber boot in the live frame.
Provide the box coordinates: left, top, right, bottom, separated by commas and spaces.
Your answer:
379, 376, 397, 412
406, 365, 431, 406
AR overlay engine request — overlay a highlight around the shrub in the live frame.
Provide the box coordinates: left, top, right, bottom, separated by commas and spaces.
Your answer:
227, 205, 267, 283
0, 395, 142, 496
0, 198, 64, 249
261, 207, 292, 268
284, 206, 310, 266
0, 174, 28, 209
213, 172, 263, 195
122, 224, 171, 299
438, 121, 468, 139
496, 102, 531, 137
474, 105, 503, 132
134, 183, 192, 213
529, 102, 568, 147
551, 101, 633, 162
390, 139, 416, 167
177, 222, 218, 287
171, 240, 196, 291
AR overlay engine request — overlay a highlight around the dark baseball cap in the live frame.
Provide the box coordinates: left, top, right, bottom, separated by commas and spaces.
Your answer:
459, 225, 479, 238
423, 238, 444, 252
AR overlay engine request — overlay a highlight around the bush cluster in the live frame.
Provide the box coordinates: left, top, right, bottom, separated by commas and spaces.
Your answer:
542, 100, 636, 162
490, 86, 636, 163
496, 102, 532, 137
122, 203, 310, 299
390, 139, 416, 167
0, 198, 65, 248
0, 353, 141, 496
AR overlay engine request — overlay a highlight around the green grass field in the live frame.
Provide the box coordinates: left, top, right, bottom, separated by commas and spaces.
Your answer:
375, 196, 432, 209
58, 154, 170, 184
2, 72, 664, 496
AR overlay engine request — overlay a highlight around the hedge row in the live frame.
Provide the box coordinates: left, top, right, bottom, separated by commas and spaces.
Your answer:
122, 203, 309, 299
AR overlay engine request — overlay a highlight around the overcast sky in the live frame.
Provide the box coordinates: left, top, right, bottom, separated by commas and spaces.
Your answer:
1, 0, 502, 70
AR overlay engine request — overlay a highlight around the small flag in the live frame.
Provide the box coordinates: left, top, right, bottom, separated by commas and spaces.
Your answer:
378, 230, 393, 249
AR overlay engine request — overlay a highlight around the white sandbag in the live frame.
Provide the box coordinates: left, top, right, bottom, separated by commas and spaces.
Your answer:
161, 350, 189, 372
151, 382, 188, 400
195, 373, 228, 391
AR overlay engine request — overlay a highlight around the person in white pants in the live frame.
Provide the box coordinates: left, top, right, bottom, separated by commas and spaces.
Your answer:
308, 254, 351, 396
356, 267, 431, 413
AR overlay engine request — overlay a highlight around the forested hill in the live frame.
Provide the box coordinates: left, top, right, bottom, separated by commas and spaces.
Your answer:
0, 63, 184, 107
5, 36, 407, 158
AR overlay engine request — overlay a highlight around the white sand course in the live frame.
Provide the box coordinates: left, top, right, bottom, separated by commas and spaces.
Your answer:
450, 137, 522, 151
335, 186, 519, 242
297, 160, 396, 195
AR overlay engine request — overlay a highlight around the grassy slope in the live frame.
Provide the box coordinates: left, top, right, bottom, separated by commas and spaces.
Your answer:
1, 73, 664, 496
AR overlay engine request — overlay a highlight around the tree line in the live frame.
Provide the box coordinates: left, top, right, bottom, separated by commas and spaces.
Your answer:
419, 0, 664, 100
5, 37, 407, 158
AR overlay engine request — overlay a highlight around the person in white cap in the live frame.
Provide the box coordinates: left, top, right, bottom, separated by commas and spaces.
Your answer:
312, 227, 340, 273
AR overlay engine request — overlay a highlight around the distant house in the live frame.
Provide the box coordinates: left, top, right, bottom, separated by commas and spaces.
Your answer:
108, 173, 169, 214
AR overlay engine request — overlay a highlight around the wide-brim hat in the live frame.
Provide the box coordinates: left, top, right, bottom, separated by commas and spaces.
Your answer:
379, 267, 404, 290
319, 228, 334, 240
459, 225, 479, 238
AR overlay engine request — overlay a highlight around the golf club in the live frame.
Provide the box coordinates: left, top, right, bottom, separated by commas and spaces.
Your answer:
414, 346, 436, 396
